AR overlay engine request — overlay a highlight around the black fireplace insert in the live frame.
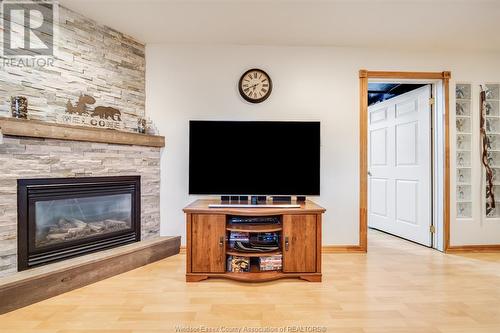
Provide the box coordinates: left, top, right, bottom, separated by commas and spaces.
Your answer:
17, 176, 141, 271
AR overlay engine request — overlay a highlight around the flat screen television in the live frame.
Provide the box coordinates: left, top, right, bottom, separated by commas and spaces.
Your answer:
189, 121, 320, 195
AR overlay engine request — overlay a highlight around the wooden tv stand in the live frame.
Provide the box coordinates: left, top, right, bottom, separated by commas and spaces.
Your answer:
183, 199, 325, 282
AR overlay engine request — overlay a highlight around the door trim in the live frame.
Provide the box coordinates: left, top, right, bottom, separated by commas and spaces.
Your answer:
359, 70, 451, 252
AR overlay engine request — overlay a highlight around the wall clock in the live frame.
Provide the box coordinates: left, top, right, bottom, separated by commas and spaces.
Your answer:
238, 68, 273, 103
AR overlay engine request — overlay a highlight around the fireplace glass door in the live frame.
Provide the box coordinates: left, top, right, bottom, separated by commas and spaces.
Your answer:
18, 176, 141, 271
34, 193, 132, 248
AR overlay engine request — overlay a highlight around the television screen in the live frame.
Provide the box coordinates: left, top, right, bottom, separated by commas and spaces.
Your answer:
189, 121, 320, 195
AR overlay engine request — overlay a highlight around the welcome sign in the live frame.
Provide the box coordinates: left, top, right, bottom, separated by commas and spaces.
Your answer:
57, 95, 124, 130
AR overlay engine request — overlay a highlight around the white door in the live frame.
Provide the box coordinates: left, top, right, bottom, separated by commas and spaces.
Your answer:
368, 85, 432, 246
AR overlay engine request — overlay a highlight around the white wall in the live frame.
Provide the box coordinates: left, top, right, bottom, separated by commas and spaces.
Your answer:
146, 44, 500, 246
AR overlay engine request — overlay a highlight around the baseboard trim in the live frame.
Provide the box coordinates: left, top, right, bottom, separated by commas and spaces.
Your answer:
322, 245, 366, 253
0, 236, 181, 314
446, 244, 500, 253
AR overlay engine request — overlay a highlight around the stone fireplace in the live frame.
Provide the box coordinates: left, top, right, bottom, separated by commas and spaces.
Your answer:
0, 130, 163, 278
17, 176, 141, 270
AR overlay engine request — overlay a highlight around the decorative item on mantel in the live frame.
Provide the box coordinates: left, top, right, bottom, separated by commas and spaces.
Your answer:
57, 94, 124, 130
11, 96, 28, 119
146, 117, 159, 135
137, 117, 146, 134
137, 117, 159, 135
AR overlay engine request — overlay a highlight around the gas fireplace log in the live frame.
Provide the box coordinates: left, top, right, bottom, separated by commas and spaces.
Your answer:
57, 218, 74, 231
67, 226, 90, 237
103, 219, 128, 229
88, 222, 105, 232
43, 219, 129, 240
67, 218, 88, 229
46, 233, 69, 241
40, 218, 130, 247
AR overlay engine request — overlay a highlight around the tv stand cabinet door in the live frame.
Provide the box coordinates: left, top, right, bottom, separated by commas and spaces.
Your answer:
283, 214, 317, 273
191, 214, 226, 273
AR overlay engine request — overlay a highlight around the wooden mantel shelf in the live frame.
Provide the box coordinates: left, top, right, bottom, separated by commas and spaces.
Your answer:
0, 117, 165, 148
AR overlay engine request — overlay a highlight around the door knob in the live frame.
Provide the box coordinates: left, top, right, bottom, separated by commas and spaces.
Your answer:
285, 236, 289, 251
368, 171, 372, 176
219, 236, 224, 247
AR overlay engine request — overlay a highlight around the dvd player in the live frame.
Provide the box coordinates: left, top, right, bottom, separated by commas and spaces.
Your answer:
229, 216, 280, 224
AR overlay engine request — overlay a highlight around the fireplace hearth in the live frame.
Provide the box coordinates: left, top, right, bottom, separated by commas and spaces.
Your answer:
17, 176, 141, 271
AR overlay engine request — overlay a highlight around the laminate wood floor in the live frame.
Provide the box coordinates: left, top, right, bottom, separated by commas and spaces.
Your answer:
1, 229, 500, 333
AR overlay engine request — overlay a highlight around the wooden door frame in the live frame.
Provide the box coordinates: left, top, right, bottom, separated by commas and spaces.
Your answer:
359, 70, 451, 252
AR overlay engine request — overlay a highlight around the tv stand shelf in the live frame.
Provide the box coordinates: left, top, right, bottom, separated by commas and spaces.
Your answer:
183, 199, 325, 282
226, 250, 282, 257
226, 223, 282, 233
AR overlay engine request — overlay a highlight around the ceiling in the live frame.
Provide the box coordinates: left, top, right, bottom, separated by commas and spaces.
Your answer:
58, 0, 500, 51
368, 83, 425, 105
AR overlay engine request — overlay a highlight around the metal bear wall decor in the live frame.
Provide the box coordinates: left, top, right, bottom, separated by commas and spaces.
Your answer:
57, 94, 124, 130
